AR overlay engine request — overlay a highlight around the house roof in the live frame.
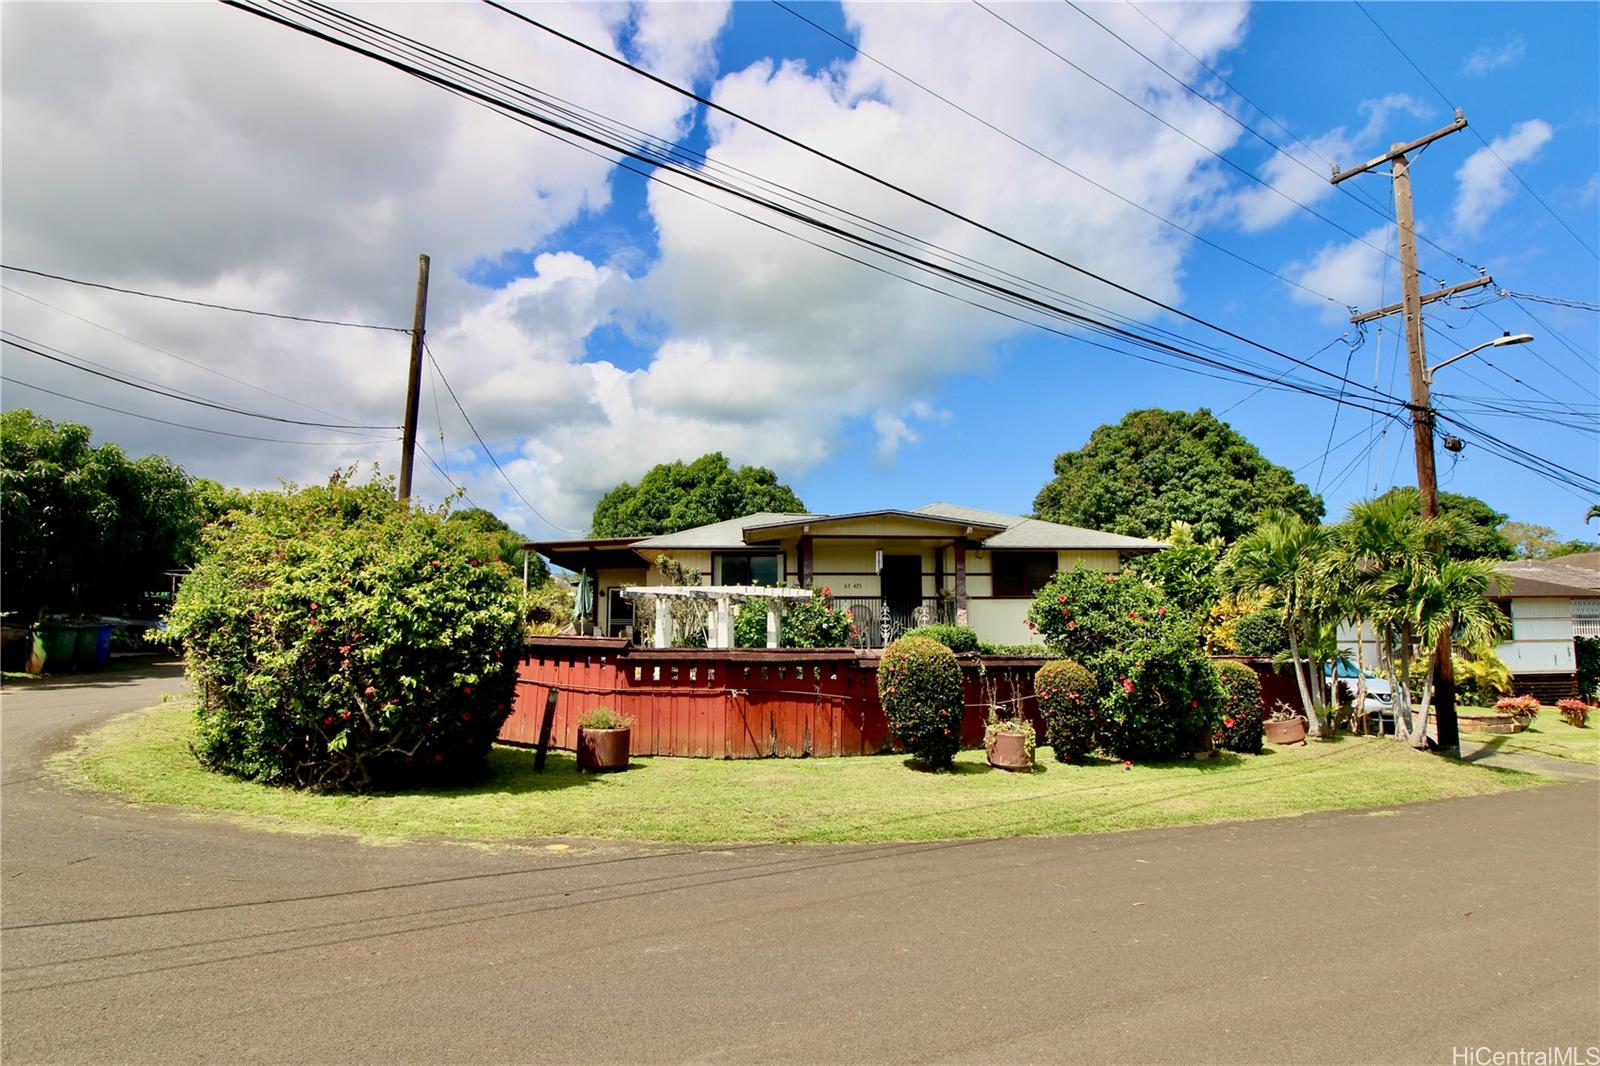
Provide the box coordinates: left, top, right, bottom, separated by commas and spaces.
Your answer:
599, 504, 1165, 554
915, 503, 1167, 552
630, 513, 823, 550
1495, 558, 1600, 599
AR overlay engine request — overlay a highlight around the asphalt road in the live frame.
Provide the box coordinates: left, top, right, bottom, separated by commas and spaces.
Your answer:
3, 665, 1597, 1065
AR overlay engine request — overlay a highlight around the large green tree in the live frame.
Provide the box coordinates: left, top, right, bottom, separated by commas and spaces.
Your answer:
1033, 409, 1323, 543
1, 409, 201, 616
1499, 521, 1595, 560
589, 452, 806, 538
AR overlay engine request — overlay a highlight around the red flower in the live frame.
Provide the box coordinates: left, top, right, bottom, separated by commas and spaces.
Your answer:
434, 754, 444, 763
430, 559, 441, 568
468, 559, 478, 566
462, 685, 473, 695
322, 716, 334, 726
1224, 716, 1236, 729
341, 710, 351, 720
821, 586, 832, 597
1128, 611, 1138, 621
341, 659, 351, 669
310, 602, 319, 611
1191, 699, 1198, 708
1121, 678, 1134, 694
462, 712, 471, 722
1067, 620, 1077, 629
1158, 607, 1166, 617
339, 645, 351, 655
1058, 595, 1067, 604
364, 686, 376, 696
1123, 760, 1132, 770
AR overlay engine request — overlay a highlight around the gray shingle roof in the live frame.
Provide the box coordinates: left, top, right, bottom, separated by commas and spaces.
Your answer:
1496, 558, 1600, 598
916, 503, 1166, 551
630, 513, 822, 550
616, 504, 1165, 553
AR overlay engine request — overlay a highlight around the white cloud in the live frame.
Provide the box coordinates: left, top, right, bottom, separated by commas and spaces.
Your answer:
1234, 94, 1431, 232
1463, 38, 1527, 77
1453, 119, 1554, 235
2, 0, 1280, 534
1285, 225, 1393, 321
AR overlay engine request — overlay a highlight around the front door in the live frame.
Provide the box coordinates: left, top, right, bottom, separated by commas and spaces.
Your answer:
881, 554, 921, 638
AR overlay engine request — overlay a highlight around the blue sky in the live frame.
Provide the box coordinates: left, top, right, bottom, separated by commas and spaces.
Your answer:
3, 2, 1596, 541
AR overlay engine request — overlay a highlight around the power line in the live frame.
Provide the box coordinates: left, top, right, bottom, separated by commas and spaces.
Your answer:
1, 375, 395, 447
1501, 291, 1600, 313
422, 342, 581, 536
1353, 0, 1599, 261
769, 0, 1349, 309
472, 0, 1405, 400
1, 333, 400, 431
2, 282, 378, 429
972, 0, 1445, 284
229, 0, 1409, 420
0, 264, 413, 332
1064, 0, 1487, 280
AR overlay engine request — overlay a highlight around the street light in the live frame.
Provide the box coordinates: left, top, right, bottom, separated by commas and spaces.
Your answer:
1425, 332, 1534, 383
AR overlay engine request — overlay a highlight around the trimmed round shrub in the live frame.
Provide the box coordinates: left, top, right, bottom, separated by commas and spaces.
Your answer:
1027, 567, 1220, 761
1213, 660, 1264, 754
877, 635, 965, 769
1231, 608, 1290, 657
169, 476, 524, 791
1034, 658, 1097, 760
902, 624, 979, 654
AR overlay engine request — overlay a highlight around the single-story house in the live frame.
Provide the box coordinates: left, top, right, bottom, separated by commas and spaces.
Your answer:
529, 503, 1165, 647
1490, 551, 1600, 701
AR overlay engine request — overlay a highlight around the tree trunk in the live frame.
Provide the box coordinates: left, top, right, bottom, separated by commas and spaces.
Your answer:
1286, 627, 1324, 737
1353, 623, 1371, 735
1411, 656, 1436, 750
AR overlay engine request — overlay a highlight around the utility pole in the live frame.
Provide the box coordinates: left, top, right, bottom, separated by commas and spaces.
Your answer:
1334, 110, 1469, 755
397, 253, 431, 500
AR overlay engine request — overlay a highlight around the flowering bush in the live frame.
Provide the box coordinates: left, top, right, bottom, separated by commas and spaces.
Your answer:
1034, 658, 1097, 760
169, 476, 523, 791
902, 624, 979, 654
1555, 698, 1590, 728
877, 635, 965, 769
1027, 568, 1220, 761
1495, 695, 1542, 718
1213, 660, 1264, 755
732, 586, 854, 648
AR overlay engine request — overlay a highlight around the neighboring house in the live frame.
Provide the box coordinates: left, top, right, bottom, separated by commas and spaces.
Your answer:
1490, 551, 1600, 702
529, 503, 1165, 646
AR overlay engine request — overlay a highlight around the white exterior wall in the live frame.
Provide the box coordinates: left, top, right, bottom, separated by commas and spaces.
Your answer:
962, 549, 1123, 646
1497, 598, 1575, 675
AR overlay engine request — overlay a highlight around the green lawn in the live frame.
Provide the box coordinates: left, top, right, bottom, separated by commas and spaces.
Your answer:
1459, 710, 1600, 766
53, 701, 1553, 846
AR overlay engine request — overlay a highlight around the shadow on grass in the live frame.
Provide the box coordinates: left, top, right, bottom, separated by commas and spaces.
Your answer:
378, 745, 605, 799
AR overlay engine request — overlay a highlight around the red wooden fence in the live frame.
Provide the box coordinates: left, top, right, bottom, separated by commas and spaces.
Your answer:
503, 637, 1043, 759
502, 639, 1304, 759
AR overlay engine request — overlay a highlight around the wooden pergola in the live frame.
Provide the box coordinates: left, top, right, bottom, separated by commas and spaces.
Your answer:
622, 585, 813, 649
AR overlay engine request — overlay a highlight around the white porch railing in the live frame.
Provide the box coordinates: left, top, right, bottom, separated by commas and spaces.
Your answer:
622, 585, 813, 649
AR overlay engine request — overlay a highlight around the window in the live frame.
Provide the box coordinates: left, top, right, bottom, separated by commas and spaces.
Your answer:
1575, 599, 1600, 638
606, 588, 635, 639
714, 552, 781, 586
992, 552, 1058, 598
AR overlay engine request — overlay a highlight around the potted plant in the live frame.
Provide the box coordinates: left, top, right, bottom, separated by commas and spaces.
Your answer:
1262, 702, 1308, 745
576, 706, 633, 772
1495, 695, 1541, 729
1555, 699, 1591, 729
983, 706, 1036, 771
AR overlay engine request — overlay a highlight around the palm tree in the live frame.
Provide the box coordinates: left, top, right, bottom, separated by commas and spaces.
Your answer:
1223, 512, 1334, 736
1384, 556, 1510, 749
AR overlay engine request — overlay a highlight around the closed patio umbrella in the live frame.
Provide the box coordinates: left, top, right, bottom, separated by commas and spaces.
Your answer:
573, 570, 593, 633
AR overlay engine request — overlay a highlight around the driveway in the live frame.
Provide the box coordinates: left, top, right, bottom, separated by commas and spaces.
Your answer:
3, 665, 1597, 1064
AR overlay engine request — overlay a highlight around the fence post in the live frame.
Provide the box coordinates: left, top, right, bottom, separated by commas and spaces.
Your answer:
533, 686, 559, 771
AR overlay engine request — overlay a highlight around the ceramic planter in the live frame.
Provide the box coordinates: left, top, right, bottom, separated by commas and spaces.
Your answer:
577, 726, 631, 772
1264, 717, 1307, 745
986, 731, 1032, 771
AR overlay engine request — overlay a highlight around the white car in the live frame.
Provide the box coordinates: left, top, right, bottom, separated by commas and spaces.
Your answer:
1325, 662, 1394, 714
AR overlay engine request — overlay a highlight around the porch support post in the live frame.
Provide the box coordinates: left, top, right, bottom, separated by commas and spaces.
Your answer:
800, 535, 814, 588
954, 542, 969, 627
766, 601, 781, 649
714, 596, 732, 649
653, 596, 671, 649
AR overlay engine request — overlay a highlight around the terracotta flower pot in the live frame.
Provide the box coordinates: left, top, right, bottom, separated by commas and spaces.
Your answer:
986, 731, 1031, 771
577, 727, 631, 772
1264, 717, 1307, 745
